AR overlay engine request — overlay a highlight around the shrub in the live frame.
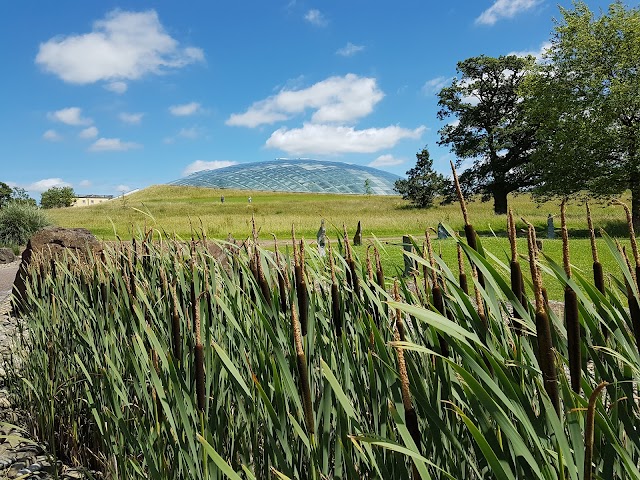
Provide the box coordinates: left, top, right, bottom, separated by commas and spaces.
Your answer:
0, 201, 50, 246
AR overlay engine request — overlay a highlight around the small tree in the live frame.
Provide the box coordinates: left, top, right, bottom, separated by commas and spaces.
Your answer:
10, 187, 36, 207
40, 186, 75, 209
364, 178, 373, 195
394, 147, 446, 208
0, 182, 12, 207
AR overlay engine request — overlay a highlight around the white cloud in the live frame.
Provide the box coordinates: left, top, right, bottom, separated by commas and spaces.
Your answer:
509, 41, 551, 62
266, 124, 426, 155
119, 112, 144, 124
79, 126, 98, 139
422, 76, 452, 96
79, 179, 92, 187
304, 9, 328, 27
89, 137, 141, 152
28, 178, 71, 192
336, 42, 365, 57
104, 81, 127, 94
116, 184, 131, 193
182, 160, 237, 176
369, 154, 405, 168
42, 129, 62, 141
227, 74, 384, 128
35, 10, 204, 85
476, 0, 542, 26
178, 127, 201, 139
169, 102, 201, 116
48, 107, 92, 126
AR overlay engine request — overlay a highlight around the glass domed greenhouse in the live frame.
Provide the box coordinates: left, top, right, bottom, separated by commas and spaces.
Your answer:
170, 159, 401, 195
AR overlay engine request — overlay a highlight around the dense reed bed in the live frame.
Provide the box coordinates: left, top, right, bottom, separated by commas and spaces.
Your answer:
6, 211, 640, 478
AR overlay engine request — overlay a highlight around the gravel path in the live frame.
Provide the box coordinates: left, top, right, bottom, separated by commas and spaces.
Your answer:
0, 260, 94, 479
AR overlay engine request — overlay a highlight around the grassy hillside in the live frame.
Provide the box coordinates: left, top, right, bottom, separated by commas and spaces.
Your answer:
47, 185, 627, 241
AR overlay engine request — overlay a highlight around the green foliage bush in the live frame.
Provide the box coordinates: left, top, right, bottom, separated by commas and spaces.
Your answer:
0, 201, 50, 246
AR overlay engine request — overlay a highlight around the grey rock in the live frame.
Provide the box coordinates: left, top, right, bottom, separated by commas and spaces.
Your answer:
0, 248, 15, 265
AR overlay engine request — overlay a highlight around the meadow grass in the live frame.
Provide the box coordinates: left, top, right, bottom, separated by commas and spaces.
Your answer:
46, 185, 628, 241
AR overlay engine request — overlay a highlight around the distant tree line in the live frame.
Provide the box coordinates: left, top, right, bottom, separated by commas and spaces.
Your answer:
397, 1, 640, 228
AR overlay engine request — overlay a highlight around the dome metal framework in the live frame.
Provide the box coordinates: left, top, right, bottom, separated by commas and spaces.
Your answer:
170, 159, 401, 195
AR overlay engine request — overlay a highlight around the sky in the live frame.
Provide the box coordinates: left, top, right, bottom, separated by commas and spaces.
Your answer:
0, 0, 618, 199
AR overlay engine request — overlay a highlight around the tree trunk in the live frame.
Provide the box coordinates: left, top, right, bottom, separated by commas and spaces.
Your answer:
493, 188, 508, 215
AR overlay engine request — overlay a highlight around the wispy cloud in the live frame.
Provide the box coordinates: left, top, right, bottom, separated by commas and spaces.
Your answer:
42, 129, 62, 142
266, 124, 426, 155
119, 112, 144, 124
182, 160, 237, 176
368, 154, 405, 168
48, 107, 92, 126
89, 137, 141, 152
422, 76, 452, 96
79, 179, 92, 188
78, 126, 98, 139
35, 10, 204, 85
476, 0, 542, 26
169, 102, 202, 116
227, 74, 384, 128
304, 9, 328, 27
27, 178, 71, 192
336, 42, 365, 57
104, 81, 127, 94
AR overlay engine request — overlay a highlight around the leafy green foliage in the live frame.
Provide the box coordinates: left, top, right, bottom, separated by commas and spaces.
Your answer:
9, 187, 36, 207
528, 1, 640, 225
394, 147, 447, 208
0, 182, 12, 207
40, 186, 75, 209
0, 201, 49, 246
437, 55, 539, 214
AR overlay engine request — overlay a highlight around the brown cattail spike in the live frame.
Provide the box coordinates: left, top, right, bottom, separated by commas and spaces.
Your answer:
613, 199, 640, 266
586, 202, 599, 264
526, 222, 560, 414
450, 161, 469, 226
584, 382, 608, 480
561, 199, 571, 279
291, 288, 314, 434
392, 281, 421, 456
508, 208, 518, 262
457, 243, 469, 295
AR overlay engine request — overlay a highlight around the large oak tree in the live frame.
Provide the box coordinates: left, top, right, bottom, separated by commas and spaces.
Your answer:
437, 55, 539, 214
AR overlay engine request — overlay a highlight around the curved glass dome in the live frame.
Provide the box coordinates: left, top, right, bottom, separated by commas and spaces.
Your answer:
170, 159, 401, 195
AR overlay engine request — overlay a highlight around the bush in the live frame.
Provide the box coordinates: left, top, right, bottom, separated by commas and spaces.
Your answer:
0, 201, 50, 246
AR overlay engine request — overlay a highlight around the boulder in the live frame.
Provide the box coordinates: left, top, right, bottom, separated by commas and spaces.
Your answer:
0, 248, 15, 264
12, 227, 102, 314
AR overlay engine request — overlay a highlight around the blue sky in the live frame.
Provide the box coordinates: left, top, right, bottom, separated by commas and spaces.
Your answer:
0, 0, 616, 199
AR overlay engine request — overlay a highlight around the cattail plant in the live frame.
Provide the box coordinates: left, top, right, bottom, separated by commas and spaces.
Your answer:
612, 200, 640, 352
273, 234, 289, 314
425, 230, 449, 357
457, 243, 468, 295
451, 160, 484, 288
392, 280, 422, 478
292, 226, 309, 336
526, 222, 560, 414
291, 282, 314, 435
343, 224, 360, 299
508, 209, 525, 335
561, 200, 581, 393
584, 382, 608, 480
328, 239, 342, 337
586, 202, 605, 295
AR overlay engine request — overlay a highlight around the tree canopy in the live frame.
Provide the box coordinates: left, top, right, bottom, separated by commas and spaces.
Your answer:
437, 55, 539, 214
0, 182, 12, 207
40, 186, 75, 209
527, 1, 640, 226
394, 147, 446, 208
